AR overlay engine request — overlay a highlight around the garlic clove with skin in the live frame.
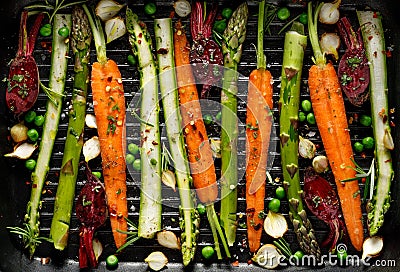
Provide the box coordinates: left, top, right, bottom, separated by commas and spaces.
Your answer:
95, 0, 126, 22
105, 16, 127, 44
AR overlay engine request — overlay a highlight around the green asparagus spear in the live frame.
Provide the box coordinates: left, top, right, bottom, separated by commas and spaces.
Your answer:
49, 5, 92, 251
279, 22, 321, 258
220, 2, 248, 247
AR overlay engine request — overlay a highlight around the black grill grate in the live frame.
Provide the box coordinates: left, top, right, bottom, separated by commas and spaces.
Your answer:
2, 0, 398, 270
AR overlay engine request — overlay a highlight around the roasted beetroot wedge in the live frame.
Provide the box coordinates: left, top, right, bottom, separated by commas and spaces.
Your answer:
303, 167, 347, 252
6, 11, 44, 115
76, 163, 107, 269
337, 17, 370, 107
190, 1, 223, 98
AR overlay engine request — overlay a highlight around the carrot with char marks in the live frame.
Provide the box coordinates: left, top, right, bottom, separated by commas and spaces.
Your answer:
83, 4, 127, 249
174, 20, 230, 260
245, 0, 273, 253
307, 2, 363, 251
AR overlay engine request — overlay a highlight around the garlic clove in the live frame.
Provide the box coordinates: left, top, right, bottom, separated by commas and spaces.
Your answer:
320, 32, 341, 61
105, 16, 126, 44
299, 136, 316, 159
156, 230, 181, 250
145, 251, 168, 271
85, 114, 97, 129
83, 136, 101, 162
263, 211, 288, 239
319, 2, 340, 25
210, 138, 221, 158
362, 236, 384, 260
4, 142, 37, 159
92, 238, 103, 261
95, 0, 126, 22
161, 170, 176, 192
252, 244, 283, 269
312, 155, 329, 173
174, 0, 191, 17
10, 122, 28, 143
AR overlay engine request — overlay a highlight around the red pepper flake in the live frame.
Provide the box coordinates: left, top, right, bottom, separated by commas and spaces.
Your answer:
138, 40, 141, 45
231, 260, 239, 267
32, 184, 37, 188
152, 140, 158, 145
386, 50, 392, 58
361, 152, 367, 159
368, 36, 373, 41
25, 181, 31, 185
373, 12, 378, 18
169, 10, 175, 18
247, 259, 253, 265
361, 177, 366, 183
138, 33, 142, 38
374, 51, 378, 58
385, 159, 392, 163
390, 121, 395, 127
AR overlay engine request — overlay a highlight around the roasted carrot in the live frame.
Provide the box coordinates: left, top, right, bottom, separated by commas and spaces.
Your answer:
245, 0, 273, 253
83, 5, 127, 249
174, 20, 230, 260
307, 2, 363, 251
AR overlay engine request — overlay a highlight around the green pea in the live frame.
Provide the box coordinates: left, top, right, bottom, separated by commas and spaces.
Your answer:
201, 245, 215, 260
298, 111, 306, 122
144, 2, 157, 15
39, 23, 52, 37
277, 7, 290, 21
268, 198, 281, 213
24, 111, 37, 123
359, 115, 372, 127
126, 153, 135, 164
27, 129, 39, 142
132, 159, 141, 171
92, 171, 102, 179
221, 7, 233, 19
299, 12, 308, 25
362, 136, 374, 149
213, 19, 227, 33
127, 54, 137, 66
203, 114, 213, 125
25, 159, 36, 171
34, 115, 45, 127
58, 26, 70, 38
301, 100, 312, 112
197, 203, 206, 215
106, 254, 119, 269
293, 250, 304, 262
353, 142, 364, 153
128, 143, 140, 155
215, 111, 222, 121
306, 112, 316, 125
275, 186, 286, 200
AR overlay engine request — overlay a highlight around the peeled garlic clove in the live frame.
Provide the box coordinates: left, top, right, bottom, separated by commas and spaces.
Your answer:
252, 244, 283, 269
83, 136, 101, 162
383, 129, 394, 150
174, 0, 191, 17
210, 138, 221, 158
4, 142, 37, 159
263, 211, 288, 239
85, 114, 97, 129
157, 230, 181, 250
10, 122, 28, 143
92, 238, 103, 261
312, 155, 329, 173
319, 2, 340, 25
299, 136, 316, 159
320, 32, 341, 61
95, 0, 126, 22
362, 236, 384, 260
162, 170, 176, 192
105, 16, 126, 44
145, 251, 168, 271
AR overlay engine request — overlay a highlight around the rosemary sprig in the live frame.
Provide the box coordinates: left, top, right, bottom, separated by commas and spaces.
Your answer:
116, 217, 140, 253
7, 223, 52, 250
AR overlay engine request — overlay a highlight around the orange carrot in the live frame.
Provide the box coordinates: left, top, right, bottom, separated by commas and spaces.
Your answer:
245, 68, 273, 253
174, 20, 230, 259
308, 2, 363, 251
245, 0, 273, 253
174, 21, 218, 204
84, 5, 127, 249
